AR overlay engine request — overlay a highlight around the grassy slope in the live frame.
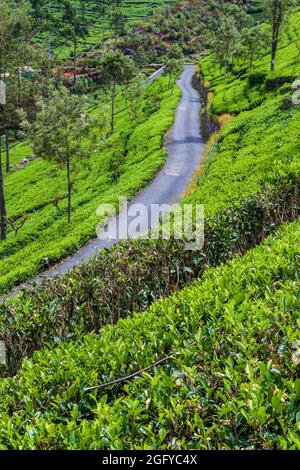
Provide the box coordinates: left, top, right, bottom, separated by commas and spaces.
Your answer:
201, 8, 300, 115
0, 3, 299, 451
184, 8, 300, 215
0, 77, 180, 293
0, 219, 299, 449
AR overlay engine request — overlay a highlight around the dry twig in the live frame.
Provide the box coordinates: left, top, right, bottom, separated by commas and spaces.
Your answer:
85, 354, 177, 392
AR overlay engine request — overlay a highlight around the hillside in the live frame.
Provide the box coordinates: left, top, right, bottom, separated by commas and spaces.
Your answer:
31, 0, 177, 57
0, 77, 180, 293
201, 8, 300, 115
1, 0, 300, 453
0, 219, 299, 449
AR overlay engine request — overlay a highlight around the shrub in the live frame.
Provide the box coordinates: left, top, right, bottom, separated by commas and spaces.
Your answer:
0, 218, 300, 449
1, 168, 299, 376
248, 71, 267, 87
265, 73, 296, 92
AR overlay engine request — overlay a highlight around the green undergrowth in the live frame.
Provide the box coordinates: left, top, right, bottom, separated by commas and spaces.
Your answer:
0, 76, 180, 293
0, 218, 299, 449
1, 161, 299, 377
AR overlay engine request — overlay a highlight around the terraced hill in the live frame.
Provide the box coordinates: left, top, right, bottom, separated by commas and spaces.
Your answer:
31, 0, 176, 57
1, 0, 300, 451
0, 76, 180, 293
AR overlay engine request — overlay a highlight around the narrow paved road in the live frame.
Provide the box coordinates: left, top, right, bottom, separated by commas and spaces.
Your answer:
3, 64, 205, 300
145, 66, 165, 85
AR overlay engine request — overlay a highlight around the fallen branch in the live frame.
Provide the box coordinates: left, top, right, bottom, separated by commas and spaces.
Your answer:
85, 354, 177, 392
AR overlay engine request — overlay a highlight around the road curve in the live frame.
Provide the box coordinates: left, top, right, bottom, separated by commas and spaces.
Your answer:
3, 64, 205, 300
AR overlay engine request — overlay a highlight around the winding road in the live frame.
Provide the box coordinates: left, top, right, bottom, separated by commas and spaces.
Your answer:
3, 64, 205, 300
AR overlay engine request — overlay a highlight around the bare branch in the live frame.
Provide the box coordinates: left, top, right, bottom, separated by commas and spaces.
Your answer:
85, 353, 178, 392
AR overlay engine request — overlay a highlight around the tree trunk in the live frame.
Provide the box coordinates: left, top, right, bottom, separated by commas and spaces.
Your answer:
73, 36, 77, 92
18, 67, 21, 107
67, 158, 71, 224
0, 138, 7, 241
102, 25, 105, 55
230, 52, 235, 73
224, 58, 228, 80
270, 2, 283, 72
48, 0, 52, 62
102, 3, 105, 55
250, 49, 254, 70
5, 131, 9, 173
271, 28, 278, 71
111, 81, 116, 134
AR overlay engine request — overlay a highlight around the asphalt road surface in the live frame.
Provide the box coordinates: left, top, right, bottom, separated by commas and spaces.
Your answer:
3, 64, 205, 300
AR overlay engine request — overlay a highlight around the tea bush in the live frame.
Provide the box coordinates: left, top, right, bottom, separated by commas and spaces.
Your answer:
0, 218, 299, 449
1, 164, 299, 376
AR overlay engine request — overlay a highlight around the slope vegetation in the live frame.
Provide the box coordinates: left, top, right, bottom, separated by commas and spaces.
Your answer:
1, 77, 180, 293
0, 219, 299, 449
201, 8, 300, 115
0, 2, 299, 451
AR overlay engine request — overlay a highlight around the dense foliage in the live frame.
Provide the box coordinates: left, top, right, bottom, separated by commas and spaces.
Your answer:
1, 0, 299, 451
0, 218, 299, 449
1, 151, 299, 376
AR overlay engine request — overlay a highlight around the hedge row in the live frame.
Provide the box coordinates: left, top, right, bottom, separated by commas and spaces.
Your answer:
1, 168, 299, 376
248, 71, 297, 91
0, 216, 299, 449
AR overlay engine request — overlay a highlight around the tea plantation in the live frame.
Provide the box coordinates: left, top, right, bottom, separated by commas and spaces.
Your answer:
200, 8, 300, 115
1, 0, 300, 451
0, 218, 299, 449
34, 0, 176, 57
0, 77, 180, 293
